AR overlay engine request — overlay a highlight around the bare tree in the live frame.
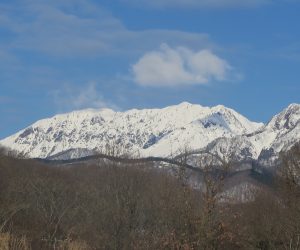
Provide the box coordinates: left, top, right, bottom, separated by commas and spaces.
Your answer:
277, 143, 300, 250
195, 152, 234, 249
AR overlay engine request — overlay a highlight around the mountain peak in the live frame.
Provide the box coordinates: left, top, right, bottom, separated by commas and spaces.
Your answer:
170, 101, 200, 109
0, 102, 261, 159
287, 103, 300, 111
178, 101, 193, 106
267, 103, 300, 131
0, 103, 299, 162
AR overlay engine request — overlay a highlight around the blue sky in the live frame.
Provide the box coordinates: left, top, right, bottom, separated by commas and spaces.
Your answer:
0, 0, 299, 139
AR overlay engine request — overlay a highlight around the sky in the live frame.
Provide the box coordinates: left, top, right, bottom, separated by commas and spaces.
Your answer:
0, 0, 299, 139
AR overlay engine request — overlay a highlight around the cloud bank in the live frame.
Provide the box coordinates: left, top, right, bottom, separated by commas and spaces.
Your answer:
52, 82, 118, 112
132, 44, 231, 87
121, 0, 271, 8
0, 0, 211, 57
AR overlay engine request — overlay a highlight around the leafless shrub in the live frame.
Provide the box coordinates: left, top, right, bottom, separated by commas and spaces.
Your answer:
1, 143, 300, 249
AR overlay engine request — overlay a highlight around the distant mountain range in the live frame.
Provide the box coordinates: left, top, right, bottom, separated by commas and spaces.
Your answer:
1, 102, 299, 169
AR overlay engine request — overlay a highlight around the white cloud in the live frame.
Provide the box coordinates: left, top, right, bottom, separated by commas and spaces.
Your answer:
132, 44, 232, 87
0, 0, 211, 57
52, 82, 118, 111
121, 0, 271, 8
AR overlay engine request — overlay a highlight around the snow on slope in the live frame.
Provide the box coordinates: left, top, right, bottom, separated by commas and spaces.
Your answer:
0, 102, 263, 159
250, 103, 300, 155
203, 104, 300, 164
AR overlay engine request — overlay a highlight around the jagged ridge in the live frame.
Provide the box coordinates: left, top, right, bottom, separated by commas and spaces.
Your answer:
0, 102, 299, 165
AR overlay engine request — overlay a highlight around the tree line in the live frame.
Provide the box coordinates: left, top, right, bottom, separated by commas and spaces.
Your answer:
0, 144, 299, 250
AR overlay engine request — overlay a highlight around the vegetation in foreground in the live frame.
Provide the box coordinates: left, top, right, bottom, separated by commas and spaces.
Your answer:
0, 144, 299, 250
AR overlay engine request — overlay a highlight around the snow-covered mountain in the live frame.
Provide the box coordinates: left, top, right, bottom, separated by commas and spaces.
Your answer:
0, 102, 299, 166
195, 103, 300, 167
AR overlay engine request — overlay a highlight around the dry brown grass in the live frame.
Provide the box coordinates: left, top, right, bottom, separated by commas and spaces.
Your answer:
60, 239, 90, 250
0, 233, 30, 250
0, 234, 90, 250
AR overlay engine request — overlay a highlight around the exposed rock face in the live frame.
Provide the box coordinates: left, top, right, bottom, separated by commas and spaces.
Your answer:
1, 103, 299, 168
